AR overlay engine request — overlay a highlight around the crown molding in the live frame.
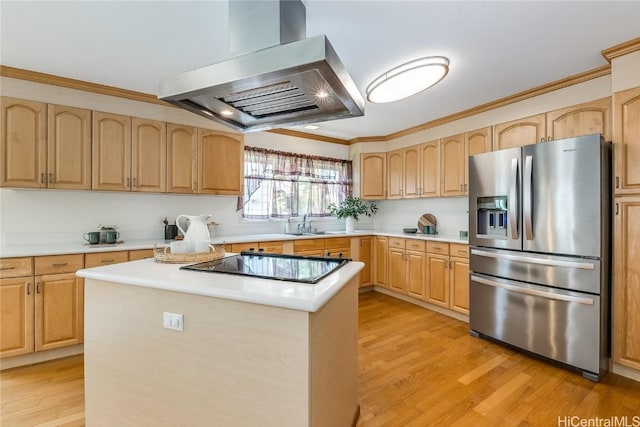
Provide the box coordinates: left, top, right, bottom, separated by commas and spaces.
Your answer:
386, 64, 611, 141
348, 136, 389, 144
267, 129, 349, 145
601, 37, 640, 63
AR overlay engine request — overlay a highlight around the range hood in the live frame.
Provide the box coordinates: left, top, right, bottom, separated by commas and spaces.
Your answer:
158, 0, 364, 133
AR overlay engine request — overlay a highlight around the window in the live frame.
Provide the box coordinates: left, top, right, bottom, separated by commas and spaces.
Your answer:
237, 147, 352, 219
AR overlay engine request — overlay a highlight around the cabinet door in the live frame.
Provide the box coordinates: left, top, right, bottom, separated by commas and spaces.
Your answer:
388, 248, 406, 293
440, 134, 465, 196
373, 236, 388, 287
406, 250, 426, 299
0, 97, 47, 188
47, 104, 91, 189
167, 123, 197, 194
465, 127, 492, 194
494, 113, 546, 150
358, 237, 372, 287
420, 140, 439, 198
34, 273, 83, 351
613, 196, 640, 370
360, 153, 386, 200
386, 149, 403, 199
613, 87, 640, 195
198, 129, 244, 195
0, 277, 34, 358
92, 111, 132, 191
426, 254, 449, 308
546, 97, 611, 142
132, 118, 166, 193
449, 257, 469, 314
402, 145, 421, 198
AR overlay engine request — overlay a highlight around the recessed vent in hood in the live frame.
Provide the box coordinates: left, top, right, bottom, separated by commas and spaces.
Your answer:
158, 0, 364, 133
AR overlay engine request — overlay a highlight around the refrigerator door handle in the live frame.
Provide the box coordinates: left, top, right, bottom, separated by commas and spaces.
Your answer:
471, 274, 595, 305
524, 155, 533, 240
509, 158, 519, 239
471, 249, 596, 270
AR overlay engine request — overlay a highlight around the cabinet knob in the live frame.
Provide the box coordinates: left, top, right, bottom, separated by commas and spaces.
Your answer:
126, 177, 131, 188
133, 178, 137, 188
40, 173, 45, 184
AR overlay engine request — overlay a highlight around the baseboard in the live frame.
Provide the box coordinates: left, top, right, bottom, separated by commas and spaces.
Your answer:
611, 362, 640, 383
370, 286, 470, 323
0, 344, 84, 370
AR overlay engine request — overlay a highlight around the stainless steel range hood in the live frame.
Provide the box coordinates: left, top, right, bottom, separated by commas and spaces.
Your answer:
158, 0, 364, 133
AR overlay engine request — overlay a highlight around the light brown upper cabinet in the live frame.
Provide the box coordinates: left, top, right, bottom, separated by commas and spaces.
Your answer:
92, 111, 132, 191
440, 133, 465, 197
546, 97, 611, 142
464, 127, 493, 194
197, 129, 244, 195
1, 97, 47, 188
1, 98, 92, 190
613, 87, 640, 195
494, 113, 546, 150
359, 153, 386, 200
167, 123, 197, 194
419, 140, 440, 198
131, 118, 166, 193
402, 144, 421, 199
387, 149, 403, 199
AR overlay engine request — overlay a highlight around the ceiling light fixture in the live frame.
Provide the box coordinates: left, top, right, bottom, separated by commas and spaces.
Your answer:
366, 56, 449, 103
220, 109, 234, 116
303, 124, 319, 130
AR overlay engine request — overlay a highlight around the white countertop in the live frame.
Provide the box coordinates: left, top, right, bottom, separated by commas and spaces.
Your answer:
76, 257, 364, 313
0, 231, 468, 258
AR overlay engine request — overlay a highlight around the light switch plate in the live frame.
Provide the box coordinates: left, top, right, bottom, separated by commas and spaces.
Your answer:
163, 312, 184, 331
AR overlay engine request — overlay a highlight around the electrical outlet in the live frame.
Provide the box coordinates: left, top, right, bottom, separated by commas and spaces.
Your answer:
162, 312, 184, 331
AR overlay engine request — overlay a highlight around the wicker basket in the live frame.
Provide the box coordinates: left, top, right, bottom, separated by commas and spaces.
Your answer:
154, 243, 225, 264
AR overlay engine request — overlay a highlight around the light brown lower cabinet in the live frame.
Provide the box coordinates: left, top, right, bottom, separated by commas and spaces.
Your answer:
356, 236, 372, 287
0, 276, 34, 357
373, 236, 388, 287
231, 241, 284, 254
387, 237, 426, 298
128, 249, 155, 261
426, 243, 469, 314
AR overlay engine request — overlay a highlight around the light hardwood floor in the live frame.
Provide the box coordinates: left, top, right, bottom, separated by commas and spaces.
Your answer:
2, 291, 640, 426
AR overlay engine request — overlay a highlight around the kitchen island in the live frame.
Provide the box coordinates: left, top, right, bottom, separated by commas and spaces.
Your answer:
76, 256, 363, 427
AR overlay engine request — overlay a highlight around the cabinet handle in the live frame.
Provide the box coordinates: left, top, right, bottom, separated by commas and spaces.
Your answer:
547, 136, 552, 142
36, 282, 41, 293
101, 259, 115, 263
48, 173, 53, 183
616, 203, 619, 215
52, 262, 68, 267
0, 266, 15, 270
40, 173, 45, 184
399, 189, 403, 196
193, 181, 197, 192
26, 282, 32, 295
615, 176, 619, 189
126, 177, 131, 188
133, 178, 137, 188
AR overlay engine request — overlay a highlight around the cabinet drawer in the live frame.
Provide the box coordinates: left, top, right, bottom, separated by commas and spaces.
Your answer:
294, 238, 325, 252
324, 237, 350, 250
388, 237, 405, 249
427, 241, 450, 255
405, 239, 426, 252
449, 243, 469, 258
325, 248, 350, 258
260, 241, 283, 254
84, 251, 129, 268
231, 242, 259, 253
0, 257, 33, 278
35, 254, 83, 275
129, 249, 154, 261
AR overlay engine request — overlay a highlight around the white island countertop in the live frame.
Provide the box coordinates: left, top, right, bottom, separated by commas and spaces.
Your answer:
76, 257, 364, 313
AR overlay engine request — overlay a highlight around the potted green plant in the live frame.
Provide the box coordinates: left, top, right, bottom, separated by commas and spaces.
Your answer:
328, 196, 378, 233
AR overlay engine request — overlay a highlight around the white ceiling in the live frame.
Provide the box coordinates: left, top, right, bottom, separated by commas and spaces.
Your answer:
2, 1, 639, 141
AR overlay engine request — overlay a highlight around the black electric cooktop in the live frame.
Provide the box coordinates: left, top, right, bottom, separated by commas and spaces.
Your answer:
180, 251, 349, 284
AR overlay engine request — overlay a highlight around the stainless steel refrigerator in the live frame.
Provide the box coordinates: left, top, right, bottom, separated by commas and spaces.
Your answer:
468, 133, 611, 381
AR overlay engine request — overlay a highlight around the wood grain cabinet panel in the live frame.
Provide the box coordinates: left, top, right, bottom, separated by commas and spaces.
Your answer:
613, 196, 640, 370
360, 153, 387, 200
387, 247, 406, 293
0, 257, 33, 279
92, 111, 132, 191
426, 253, 449, 307
494, 113, 546, 150
373, 236, 388, 287
464, 127, 492, 194
0, 277, 34, 358
47, 104, 92, 189
357, 236, 372, 287
167, 123, 197, 194
613, 87, 640, 195
546, 97, 611, 142
420, 140, 440, 198
386, 149, 403, 199
34, 254, 83, 275
197, 129, 243, 195
449, 257, 469, 315
132, 118, 166, 193
128, 249, 154, 261
402, 144, 421, 199
0, 97, 47, 188
440, 134, 465, 196
34, 273, 83, 351
84, 251, 129, 268
406, 250, 426, 299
